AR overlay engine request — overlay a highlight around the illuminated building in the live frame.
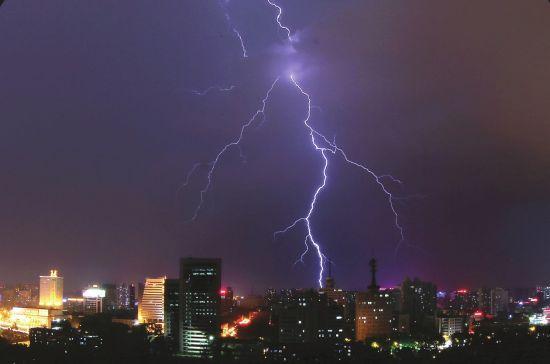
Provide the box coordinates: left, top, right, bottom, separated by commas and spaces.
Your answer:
0, 271, 65, 333
138, 277, 166, 332
164, 278, 180, 346
116, 283, 133, 309
8, 307, 65, 333
355, 259, 394, 341
437, 316, 465, 336
179, 257, 221, 359
83, 285, 106, 314
39, 270, 63, 309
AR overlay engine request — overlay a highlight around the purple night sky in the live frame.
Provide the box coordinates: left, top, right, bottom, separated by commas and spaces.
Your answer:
0, 0, 549, 293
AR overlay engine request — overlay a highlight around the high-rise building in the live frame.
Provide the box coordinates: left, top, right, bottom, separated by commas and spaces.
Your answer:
437, 316, 465, 336
39, 270, 63, 309
164, 278, 180, 346
102, 283, 117, 312
447, 289, 478, 315
401, 277, 437, 336
139, 277, 166, 332
536, 286, 550, 305
129, 283, 137, 309
477, 287, 491, 313
83, 285, 105, 314
490, 287, 509, 315
355, 258, 394, 341
179, 257, 221, 359
116, 283, 130, 309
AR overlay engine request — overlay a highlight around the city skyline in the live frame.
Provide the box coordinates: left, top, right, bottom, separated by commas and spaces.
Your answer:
1, 1, 549, 294
0, 264, 544, 299
2, 259, 550, 362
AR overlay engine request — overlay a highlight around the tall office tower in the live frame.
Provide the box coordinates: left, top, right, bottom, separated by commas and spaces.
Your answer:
139, 277, 166, 332
477, 287, 491, 313
116, 283, 130, 309
39, 270, 63, 308
129, 283, 137, 309
179, 258, 221, 359
355, 259, 394, 341
536, 286, 550, 305
164, 279, 180, 346
401, 277, 437, 336
490, 287, 509, 315
102, 283, 117, 312
83, 285, 106, 314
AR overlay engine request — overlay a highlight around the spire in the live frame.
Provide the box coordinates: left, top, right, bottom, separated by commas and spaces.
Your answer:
368, 258, 380, 292
324, 258, 335, 289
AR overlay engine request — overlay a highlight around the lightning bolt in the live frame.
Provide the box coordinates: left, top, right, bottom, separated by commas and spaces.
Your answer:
267, 0, 293, 42
185, 77, 279, 222
273, 75, 330, 287
233, 29, 248, 58
190, 85, 236, 96
220, 0, 249, 58
273, 74, 404, 287
184, 0, 406, 287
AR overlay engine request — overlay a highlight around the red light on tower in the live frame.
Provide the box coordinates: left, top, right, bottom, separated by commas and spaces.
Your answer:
457, 289, 468, 294
220, 289, 227, 298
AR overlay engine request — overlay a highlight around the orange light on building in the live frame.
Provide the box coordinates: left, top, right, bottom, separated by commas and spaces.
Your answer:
237, 316, 251, 326
220, 311, 257, 339
39, 270, 63, 309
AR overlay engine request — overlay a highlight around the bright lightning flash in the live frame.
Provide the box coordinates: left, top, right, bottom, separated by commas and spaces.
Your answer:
184, 1, 405, 288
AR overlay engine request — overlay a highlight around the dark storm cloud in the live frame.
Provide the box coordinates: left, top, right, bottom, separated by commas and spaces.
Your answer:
0, 0, 548, 292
